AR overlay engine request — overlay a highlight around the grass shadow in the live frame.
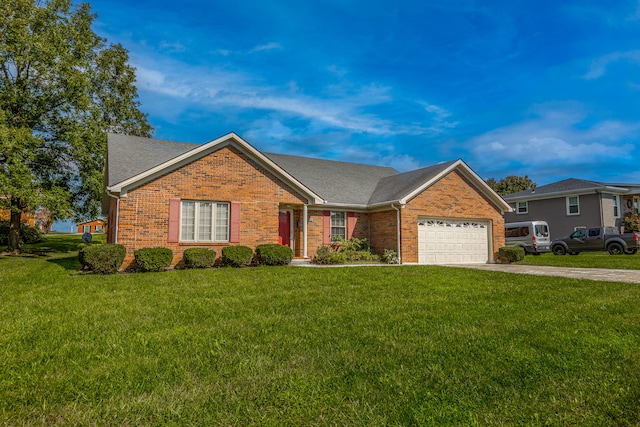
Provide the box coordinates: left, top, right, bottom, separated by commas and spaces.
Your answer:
47, 255, 81, 272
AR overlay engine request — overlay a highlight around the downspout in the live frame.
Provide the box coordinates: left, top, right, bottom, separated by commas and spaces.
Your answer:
391, 203, 401, 264
303, 204, 308, 258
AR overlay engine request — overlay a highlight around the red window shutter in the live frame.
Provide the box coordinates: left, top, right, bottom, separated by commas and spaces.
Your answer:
347, 212, 356, 239
323, 210, 331, 245
230, 202, 241, 243
168, 199, 180, 243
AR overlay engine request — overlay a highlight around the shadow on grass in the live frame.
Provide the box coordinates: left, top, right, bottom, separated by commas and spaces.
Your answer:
47, 255, 81, 272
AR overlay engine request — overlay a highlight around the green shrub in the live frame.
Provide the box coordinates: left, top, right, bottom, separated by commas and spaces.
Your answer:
381, 249, 399, 264
21, 224, 44, 244
498, 246, 525, 263
255, 244, 293, 266
183, 248, 217, 269
333, 236, 370, 252
0, 221, 44, 245
221, 245, 253, 267
623, 212, 640, 232
314, 245, 347, 264
79, 244, 126, 274
134, 247, 173, 272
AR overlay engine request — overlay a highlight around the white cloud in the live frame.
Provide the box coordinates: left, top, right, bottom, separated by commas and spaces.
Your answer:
249, 42, 282, 53
583, 50, 640, 79
132, 57, 453, 137
469, 102, 638, 172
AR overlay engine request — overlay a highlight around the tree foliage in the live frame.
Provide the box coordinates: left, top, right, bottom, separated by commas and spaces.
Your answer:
486, 175, 537, 196
0, 0, 152, 251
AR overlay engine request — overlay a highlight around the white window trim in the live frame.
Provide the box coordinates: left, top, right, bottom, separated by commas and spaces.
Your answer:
83, 225, 91, 233
330, 211, 347, 241
516, 201, 528, 215
612, 195, 620, 218
180, 200, 230, 242
566, 196, 580, 216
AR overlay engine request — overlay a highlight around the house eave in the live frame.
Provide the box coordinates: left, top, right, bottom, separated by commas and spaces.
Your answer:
505, 185, 630, 202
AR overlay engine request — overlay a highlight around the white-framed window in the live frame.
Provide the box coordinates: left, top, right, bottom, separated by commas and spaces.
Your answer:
612, 195, 620, 218
566, 196, 580, 215
330, 211, 347, 241
83, 225, 91, 233
634, 197, 639, 214
95, 225, 103, 232
516, 201, 528, 214
181, 201, 230, 242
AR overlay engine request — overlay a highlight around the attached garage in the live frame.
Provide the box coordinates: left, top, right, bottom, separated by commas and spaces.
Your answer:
417, 218, 490, 264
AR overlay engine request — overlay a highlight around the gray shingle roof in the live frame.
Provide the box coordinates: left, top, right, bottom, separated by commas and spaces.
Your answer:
106, 134, 486, 208
264, 152, 398, 205
107, 133, 195, 186
368, 161, 457, 205
504, 178, 607, 200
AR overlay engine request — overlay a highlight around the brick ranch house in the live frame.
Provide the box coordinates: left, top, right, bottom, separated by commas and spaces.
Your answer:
104, 132, 511, 269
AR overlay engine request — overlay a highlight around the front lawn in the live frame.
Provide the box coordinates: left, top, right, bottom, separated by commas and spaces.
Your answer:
517, 250, 640, 269
1, 236, 639, 425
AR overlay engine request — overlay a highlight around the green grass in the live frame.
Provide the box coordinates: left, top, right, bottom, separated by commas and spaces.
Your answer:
1, 236, 639, 425
517, 251, 640, 270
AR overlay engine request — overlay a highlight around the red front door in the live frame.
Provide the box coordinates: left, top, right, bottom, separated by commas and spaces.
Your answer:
278, 211, 291, 246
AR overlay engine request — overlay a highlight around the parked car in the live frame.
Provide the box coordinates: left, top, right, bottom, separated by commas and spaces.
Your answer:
550, 226, 639, 255
505, 221, 551, 255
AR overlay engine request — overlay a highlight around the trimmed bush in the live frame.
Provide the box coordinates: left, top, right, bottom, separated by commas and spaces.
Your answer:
255, 243, 293, 266
314, 245, 347, 265
498, 246, 525, 263
134, 247, 173, 272
79, 244, 126, 274
221, 245, 253, 267
183, 248, 217, 269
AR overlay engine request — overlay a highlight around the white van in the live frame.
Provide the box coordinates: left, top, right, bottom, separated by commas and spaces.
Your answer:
505, 221, 551, 255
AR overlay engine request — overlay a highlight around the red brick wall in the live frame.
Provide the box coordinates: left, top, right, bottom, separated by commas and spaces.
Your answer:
111, 146, 307, 268
399, 170, 505, 263
369, 210, 398, 257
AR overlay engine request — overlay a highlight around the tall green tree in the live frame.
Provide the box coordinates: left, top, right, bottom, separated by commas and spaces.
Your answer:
486, 175, 536, 196
0, 0, 152, 252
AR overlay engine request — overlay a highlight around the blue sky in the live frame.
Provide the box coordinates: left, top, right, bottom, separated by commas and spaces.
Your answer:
87, 0, 640, 185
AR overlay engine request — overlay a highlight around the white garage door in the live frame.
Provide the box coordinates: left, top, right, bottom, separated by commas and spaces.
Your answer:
418, 219, 490, 264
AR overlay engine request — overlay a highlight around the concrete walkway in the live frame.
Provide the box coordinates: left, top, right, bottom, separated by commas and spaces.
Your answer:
449, 263, 640, 284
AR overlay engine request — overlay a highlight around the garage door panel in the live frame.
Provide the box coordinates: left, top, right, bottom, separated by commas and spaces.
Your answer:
418, 218, 489, 265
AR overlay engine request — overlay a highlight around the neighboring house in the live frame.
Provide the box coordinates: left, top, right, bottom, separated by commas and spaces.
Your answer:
104, 133, 511, 269
503, 178, 640, 238
77, 219, 106, 234
0, 196, 36, 227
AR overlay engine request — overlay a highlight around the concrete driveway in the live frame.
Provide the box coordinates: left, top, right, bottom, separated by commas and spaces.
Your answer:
451, 264, 640, 284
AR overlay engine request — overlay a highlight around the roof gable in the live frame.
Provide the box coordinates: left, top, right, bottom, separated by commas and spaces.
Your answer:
106, 133, 324, 204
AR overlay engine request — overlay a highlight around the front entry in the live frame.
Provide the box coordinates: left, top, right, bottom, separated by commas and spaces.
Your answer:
278, 210, 291, 246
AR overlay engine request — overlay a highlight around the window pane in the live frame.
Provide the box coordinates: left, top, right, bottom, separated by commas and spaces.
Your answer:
215, 203, 229, 241
181, 201, 195, 241
198, 202, 213, 241
330, 211, 346, 240
331, 211, 346, 227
